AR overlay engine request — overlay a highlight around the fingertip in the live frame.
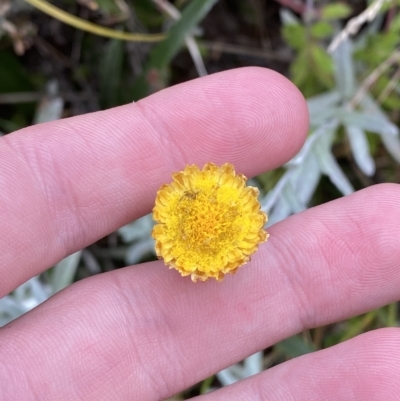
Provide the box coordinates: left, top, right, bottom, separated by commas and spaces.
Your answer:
222, 66, 309, 151
243, 66, 309, 160
138, 66, 309, 177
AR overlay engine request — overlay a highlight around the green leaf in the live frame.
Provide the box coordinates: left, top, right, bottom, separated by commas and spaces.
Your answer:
282, 23, 306, 50
148, 0, 218, 68
382, 94, 400, 110
310, 45, 334, 86
132, 0, 218, 99
135, 0, 164, 27
338, 110, 398, 136
321, 3, 352, 20
391, 13, 400, 32
291, 49, 309, 88
96, 0, 121, 16
0, 51, 37, 127
276, 335, 316, 358
310, 21, 333, 39
99, 38, 125, 108
50, 251, 82, 293
339, 312, 375, 342
0, 51, 35, 93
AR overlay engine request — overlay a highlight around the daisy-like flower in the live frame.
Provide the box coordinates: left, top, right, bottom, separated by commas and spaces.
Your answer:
152, 163, 269, 282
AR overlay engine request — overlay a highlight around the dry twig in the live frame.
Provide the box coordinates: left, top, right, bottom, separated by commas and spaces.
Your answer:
350, 48, 400, 108
328, 0, 390, 53
377, 65, 400, 104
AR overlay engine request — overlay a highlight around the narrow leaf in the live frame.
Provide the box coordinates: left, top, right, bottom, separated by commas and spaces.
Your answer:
345, 125, 375, 176
243, 352, 263, 377
331, 39, 356, 99
321, 3, 352, 20
50, 251, 82, 293
132, 0, 218, 99
276, 335, 316, 358
267, 197, 292, 226
292, 153, 321, 205
380, 133, 400, 163
338, 110, 398, 136
315, 134, 354, 195
307, 90, 341, 118
99, 39, 124, 108
283, 183, 306, 213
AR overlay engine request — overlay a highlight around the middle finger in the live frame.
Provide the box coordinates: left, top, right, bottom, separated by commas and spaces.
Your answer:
1, 184, 399, 400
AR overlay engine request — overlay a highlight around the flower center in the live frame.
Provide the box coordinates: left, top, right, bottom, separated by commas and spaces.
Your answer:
174, 188, 241, 256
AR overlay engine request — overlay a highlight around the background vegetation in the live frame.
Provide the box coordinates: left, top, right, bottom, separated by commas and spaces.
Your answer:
1, 0, 400, 398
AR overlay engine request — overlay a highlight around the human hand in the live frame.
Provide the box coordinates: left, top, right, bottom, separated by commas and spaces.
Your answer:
1, 68, 399, 400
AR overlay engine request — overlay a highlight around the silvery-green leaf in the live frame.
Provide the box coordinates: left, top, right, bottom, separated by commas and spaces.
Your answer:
380, 133, 400, 163
315, 133, 354, 195
0, 317, 10, 327
267, 196, 292, 226
50, 251, 82, 293
119, 214, 154, 243
34, 81, 64, 124
307, 91, 341, 119
243, 352, 263, 377
345, 125, 375, 176
247, 178, 261, 189
379, 89, 400, 163
0, 296, 26, 316
310, 107, 341, 127
82, 249, 102, 275
331, 39, 356, 99
292, 153, 321, 205
216, 366, 242, 386
359, 95, 399, 136
360, 94, 386, 114
125, 238, 155, 265
261, 171, 293, 213
280, 8, 300, 25
338, 110, 398, 136
29, 276, 50, 304
283, 183, 306, 213
365, 12, 385, 35
21, 297, 41, 311
288, 120, 338, 167
14, 280, 33, 301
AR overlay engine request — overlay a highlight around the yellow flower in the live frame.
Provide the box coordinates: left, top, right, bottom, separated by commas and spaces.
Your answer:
152, 163, 269, 282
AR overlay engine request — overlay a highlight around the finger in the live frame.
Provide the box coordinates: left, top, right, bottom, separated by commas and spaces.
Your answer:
0, 67, 308, 296
194, 328, 400, 401
1, 184, 400, 400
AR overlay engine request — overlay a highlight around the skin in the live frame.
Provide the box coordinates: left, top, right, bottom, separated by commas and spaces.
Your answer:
0, 67, 399, 400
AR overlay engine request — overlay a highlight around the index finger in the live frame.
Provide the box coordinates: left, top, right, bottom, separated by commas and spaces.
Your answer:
0, 67, 308, 295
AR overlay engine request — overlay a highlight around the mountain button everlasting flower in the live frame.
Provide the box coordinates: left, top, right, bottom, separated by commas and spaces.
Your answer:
152, 163, 268, 282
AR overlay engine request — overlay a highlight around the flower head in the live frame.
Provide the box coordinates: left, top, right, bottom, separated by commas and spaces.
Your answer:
152, 163, 268, 282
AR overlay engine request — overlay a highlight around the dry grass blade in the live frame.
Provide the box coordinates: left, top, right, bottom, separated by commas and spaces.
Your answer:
377, 65, 400, 104
23, 0, 165, 42
350, 48, 400, 108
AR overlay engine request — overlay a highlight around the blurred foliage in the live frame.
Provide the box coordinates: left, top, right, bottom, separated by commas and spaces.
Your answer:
131, 0, 219, 98
282, 1, 370, 98
354, 11, 400, 110
270, 0, 400, 378
281, 4, 345, 97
